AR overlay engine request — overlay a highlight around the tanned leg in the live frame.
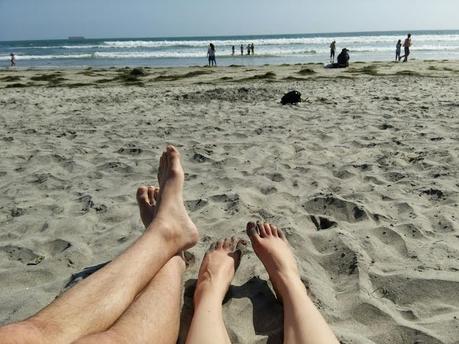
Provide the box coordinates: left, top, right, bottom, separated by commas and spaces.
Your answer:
0, 146, 198, 344
247, 222, 339, 344
185, 238, 244, 344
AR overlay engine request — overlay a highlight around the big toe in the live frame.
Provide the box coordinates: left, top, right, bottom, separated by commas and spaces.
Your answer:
246, 222, 260, 242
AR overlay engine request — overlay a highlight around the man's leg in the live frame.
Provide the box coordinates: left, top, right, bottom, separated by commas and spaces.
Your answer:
74, 185, 186, 344
75, 254, 186, 344
246, 222, 339, 344
0, 146, 198, 344
185, 238, 244, 344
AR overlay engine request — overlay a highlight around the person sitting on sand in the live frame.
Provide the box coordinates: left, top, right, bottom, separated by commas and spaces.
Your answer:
10, 53, 16, 67
325, 48, 350, 69
207, 43, 217, 66
395, 39, 402, 62
0, 146, 339, 344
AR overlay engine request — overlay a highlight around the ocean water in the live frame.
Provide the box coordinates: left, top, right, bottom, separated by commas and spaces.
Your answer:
1, 30, 458, 69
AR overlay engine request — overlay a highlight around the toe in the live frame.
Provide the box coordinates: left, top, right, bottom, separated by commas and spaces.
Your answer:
246, 222, 261, 241
208, 242, 217, 251
223, 238, 232, 250
153, 187, 160, 202
263, 223, 272, 236
277, 227, 287, 241
136, 186, 150, 205
147, 186, 156, 205
216, 239, 224, 250
269, 224, 279, 237
257, 222, 267, 237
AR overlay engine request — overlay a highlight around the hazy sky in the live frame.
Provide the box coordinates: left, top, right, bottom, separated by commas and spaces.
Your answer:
0, 0, 458, 41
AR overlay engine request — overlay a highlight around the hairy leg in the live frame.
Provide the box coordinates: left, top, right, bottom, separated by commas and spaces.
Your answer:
0, 146, 198, 344
186, 238, 244, 344
75, 185, 186, 344
247, 222, 339, 344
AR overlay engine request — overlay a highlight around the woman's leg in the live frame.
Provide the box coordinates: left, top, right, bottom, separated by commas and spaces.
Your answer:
246, 222, 339, 344
0, 146, 198, 344
185, 238, 244, 344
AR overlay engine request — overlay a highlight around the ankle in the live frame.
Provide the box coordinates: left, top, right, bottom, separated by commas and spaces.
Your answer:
194, 279, 226, 306
271, 271, 304, 296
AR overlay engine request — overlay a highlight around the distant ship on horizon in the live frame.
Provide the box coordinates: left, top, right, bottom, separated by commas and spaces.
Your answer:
68, 36, 85, 41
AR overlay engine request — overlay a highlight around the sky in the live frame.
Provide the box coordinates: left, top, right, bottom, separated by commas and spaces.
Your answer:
0, 0, 458, 41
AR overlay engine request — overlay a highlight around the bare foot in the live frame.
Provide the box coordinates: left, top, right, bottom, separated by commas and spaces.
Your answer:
136, 185, 159, 228
246, 222, 301, 299
194, 237, 244, 305
151, 146, 199, 250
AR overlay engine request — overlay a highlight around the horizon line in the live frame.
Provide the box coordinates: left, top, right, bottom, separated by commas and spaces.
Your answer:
1, 28, 458, 43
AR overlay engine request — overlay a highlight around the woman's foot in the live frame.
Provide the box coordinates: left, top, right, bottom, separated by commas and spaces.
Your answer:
194, 237, 244, 305
151, 146, 199, 251
246, 222, 301, 299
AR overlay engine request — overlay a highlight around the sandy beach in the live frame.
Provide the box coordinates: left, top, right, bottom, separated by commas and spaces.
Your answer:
0, 60, 458, 344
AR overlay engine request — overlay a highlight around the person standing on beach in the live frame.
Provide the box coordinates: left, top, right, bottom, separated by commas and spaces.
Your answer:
240, 44, 244, 56
232, 45, 235, 55
251, 43, 255, 55
207, 43, 217, 66
400, 33, 412, 62
247, 44, 251, 56
330, 41, 336, 63
10, 53, 16, 67
395, 39, 402, 61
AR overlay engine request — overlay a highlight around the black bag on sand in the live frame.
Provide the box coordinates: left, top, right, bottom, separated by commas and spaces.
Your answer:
281, 90, 301, 105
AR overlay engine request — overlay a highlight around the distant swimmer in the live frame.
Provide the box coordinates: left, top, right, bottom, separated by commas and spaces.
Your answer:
330, 41, 336, 63
232, 45, 235, 55
10, 53, 16, 67
240, 44, 244, 56
251, 43, 255, 55
395, 39, 402, 62
207, 43, 217, 66
247, 44, 251, 56
400, 33, 412, 62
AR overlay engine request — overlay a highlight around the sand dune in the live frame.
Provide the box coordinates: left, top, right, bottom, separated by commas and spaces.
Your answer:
0, 60, 458, 344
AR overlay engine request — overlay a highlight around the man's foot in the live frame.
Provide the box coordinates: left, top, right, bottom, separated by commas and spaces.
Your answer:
151, 146, 199, 250
136, 185, 159, 228
246, 222, 301, 299
194, 237, 244, 305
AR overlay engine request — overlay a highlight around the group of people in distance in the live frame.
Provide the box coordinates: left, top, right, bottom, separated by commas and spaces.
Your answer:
327, 33, 413, 69
207, 42, 256, 66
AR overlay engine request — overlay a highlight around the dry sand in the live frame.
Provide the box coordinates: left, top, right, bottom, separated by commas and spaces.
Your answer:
0, 60, 458, 344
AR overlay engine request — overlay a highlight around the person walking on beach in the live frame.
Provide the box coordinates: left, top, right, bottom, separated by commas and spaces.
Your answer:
395, 39, 402, 62
240, 44, 244, 56
330, 41, 336, 63
207, 43, 217, 66
400, 33, 412, 62
10, 53, 16, 67
0, 146, 340, 344
251, 43, 255, 55
232, 45, 235, 55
